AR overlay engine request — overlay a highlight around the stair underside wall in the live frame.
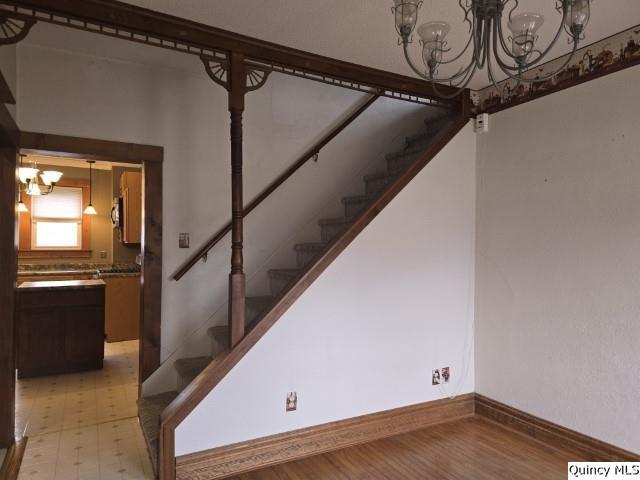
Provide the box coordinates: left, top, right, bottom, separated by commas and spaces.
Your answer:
175, 124, 477, 456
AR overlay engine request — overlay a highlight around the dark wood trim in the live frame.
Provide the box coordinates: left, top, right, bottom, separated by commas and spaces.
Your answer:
0, 104, 18, 148
172, 94, 380, 281
0, 68, 15, 105
19, 131, 163, 164
175, 394, 475, 480
158, 115, 470, 480
227, 51, 247, 348
1, 0, 462, 104
18, 131, 163, 382
140, 159, 162, 382
0, 437, 28, 480
475, 394, 639, 461
0, 117, 17, 450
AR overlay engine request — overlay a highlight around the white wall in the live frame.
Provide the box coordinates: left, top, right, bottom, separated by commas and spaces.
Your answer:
16, 26, 439, 391
175, 124, 476, 455
476, 65, 640, 454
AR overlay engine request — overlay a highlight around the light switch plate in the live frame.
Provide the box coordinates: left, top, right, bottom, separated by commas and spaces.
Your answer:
179, 233, 190, 248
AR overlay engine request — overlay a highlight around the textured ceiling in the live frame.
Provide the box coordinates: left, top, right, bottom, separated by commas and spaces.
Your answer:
25, 0, 640, 89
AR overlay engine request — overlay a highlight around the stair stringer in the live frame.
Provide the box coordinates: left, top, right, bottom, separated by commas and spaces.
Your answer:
158, 116, 473, 479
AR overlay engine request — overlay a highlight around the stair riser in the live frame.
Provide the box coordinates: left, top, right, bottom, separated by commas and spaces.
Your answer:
365, 176, 394, 196
270, 276, 295, 296
210, 330, 227, 359
405, 133, 435, 150
296, 250, 319, 269
387, 153, 418, 175
321, 223, 348, 243
344, 199, 369, 218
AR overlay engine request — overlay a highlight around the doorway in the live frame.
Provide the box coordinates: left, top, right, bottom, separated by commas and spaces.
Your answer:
0, 129, 163, 455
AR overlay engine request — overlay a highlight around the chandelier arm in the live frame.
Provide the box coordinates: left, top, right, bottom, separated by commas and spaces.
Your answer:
438, 29, 474, 65
492, 34, 579, 84
402, 41, 475, 83
429, 63, 477, 99
496, 4, 570, 69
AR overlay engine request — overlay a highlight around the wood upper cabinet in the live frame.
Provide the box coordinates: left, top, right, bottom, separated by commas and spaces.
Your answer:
120, 171, 142, 244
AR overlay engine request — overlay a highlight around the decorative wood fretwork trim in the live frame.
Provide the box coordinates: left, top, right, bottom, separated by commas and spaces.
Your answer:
0, 437, 28, 480
0, 0, 461, 108
475, 394, 639, 461
0, 11, 35, 45
175, 394, 475, 480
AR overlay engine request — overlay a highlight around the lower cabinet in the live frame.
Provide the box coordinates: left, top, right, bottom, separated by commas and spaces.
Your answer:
16, 282, 105, 378
104, 276, 140, 342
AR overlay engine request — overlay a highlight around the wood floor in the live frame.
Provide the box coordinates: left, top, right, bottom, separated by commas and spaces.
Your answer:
233, 416, 589, 480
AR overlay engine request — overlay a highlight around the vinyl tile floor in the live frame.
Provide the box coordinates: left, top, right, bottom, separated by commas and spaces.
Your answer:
16, 340, 155, 480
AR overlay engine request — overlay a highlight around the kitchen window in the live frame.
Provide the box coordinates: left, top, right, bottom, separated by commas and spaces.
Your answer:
19, 180, 92, 258
31, 187, 83, 249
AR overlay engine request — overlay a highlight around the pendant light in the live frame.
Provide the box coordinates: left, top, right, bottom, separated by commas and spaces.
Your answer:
17, 154, 29, 213
84, 160, 97, 215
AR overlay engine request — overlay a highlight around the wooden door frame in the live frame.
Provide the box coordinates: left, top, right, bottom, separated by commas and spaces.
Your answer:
0, 103, 18, 450
17, 131, 164, 385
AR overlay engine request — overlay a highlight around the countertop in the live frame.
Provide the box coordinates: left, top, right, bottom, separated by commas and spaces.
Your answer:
17, 279, 107, 291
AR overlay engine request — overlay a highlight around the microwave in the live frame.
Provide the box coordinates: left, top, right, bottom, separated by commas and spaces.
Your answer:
110, 196, 123, 229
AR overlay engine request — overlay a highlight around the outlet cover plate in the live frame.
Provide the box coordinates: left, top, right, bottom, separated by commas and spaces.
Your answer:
286, 392, 297, 412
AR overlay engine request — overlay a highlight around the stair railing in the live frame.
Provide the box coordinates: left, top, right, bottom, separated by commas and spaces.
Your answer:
171, 92, 380, 282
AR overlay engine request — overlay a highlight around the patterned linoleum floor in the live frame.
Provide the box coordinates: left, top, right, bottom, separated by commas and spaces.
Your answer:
15, 340, 155, 480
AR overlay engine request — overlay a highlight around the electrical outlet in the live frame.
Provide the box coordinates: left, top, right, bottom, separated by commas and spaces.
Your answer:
179, 233, 190, 248
286, 392, 297, 412
432, 369, 441, 386
442, 367, 450, 384
99, 250, 108, 259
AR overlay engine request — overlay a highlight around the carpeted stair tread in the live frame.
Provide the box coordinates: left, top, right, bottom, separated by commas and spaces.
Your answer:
138, 391, 178, 475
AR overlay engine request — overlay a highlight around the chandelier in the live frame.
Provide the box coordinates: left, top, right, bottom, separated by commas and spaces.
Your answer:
392, 0, 592, 97
18, 154, 63, 196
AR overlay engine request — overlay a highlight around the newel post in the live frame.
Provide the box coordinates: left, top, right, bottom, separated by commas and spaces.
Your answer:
228, 52, 247, 348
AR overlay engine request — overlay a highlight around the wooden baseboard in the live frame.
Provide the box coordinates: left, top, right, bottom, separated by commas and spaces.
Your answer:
475, 394, 639, 461
0, 437, 28, 480
176, 393, 475, 480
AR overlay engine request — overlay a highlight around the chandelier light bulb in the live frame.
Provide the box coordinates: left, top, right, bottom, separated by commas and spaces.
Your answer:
17, 200, 28, 213
18, 167, 39, 184
27, 181, 42, 196
566, 0, 590, 36
418, 21, 450, 43
393, 0, 422, 39
40, 170, 63, 186
84, 203, 97, 215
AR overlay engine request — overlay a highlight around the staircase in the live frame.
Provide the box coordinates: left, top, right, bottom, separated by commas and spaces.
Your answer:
138, 113, 453, 475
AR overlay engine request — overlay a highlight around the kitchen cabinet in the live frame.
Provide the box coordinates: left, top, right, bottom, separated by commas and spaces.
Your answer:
120, 171, 142, 244
103, 275, 140, 342
16, 280, 106, 378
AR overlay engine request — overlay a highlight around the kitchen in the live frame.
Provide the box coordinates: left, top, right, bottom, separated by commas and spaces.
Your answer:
14, 154, 144, 436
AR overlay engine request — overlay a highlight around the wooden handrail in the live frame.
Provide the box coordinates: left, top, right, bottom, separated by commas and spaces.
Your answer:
159, 110, 471, 480
172, 93, 380, 281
